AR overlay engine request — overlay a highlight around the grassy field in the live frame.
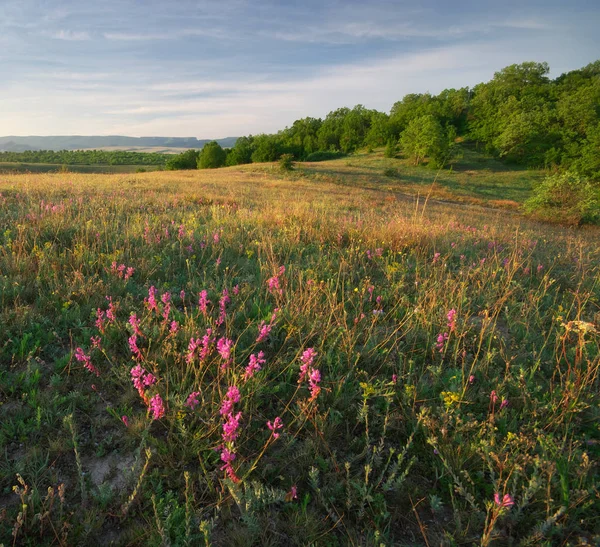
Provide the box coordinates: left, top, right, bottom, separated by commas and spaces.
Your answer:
296, 147, 544, 209
0, 163, 164, 174
0, 163, 598, 545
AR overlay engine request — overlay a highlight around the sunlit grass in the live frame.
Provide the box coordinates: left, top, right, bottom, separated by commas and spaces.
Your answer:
0, 167, 598, 545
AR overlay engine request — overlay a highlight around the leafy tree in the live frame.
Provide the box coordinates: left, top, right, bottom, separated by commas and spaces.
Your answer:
165, 149, 200, 170
226, 136, 255, 166
198, 141, 226, 169
251, 135, 282, 163
400, 115, 449, 167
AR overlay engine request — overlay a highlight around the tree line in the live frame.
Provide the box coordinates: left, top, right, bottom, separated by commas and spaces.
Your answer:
0, 149, 169, 166
176, 59, 599, 179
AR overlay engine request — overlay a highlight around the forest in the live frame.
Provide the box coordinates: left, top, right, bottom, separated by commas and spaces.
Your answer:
181, 60, 600, 179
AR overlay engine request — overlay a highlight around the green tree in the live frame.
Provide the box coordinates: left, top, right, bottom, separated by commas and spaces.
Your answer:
165, 149, 200, 170
400, 115, 449, 167
226, 136, 255, 166
198, 141, 226, 169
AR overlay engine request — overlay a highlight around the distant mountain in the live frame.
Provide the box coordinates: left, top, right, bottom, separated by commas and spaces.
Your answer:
0, 140, 40, 152
0, 136, 238, 152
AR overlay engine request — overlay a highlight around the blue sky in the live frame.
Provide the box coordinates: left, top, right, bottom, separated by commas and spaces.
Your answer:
1, 0, 599, 137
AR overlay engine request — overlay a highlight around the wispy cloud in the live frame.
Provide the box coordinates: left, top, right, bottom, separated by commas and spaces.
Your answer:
47, 29, 91, 40
0, 0, 598, 136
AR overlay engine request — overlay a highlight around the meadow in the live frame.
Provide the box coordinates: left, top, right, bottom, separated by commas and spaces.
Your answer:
0, 161, 598, 546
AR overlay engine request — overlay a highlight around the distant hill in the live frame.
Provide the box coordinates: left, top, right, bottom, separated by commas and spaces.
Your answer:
0, 136, 238, 152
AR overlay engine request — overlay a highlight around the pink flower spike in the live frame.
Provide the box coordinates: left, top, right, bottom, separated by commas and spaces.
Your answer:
121, 416, 129, 427
267, 416, 284, 439
149, 394, 165, 420
490, 390, 499, 404
185, 391, 200, 410
243, 351, 266, 381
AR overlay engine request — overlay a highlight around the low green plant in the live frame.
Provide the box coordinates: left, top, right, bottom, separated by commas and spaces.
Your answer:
524, 171, 600, 225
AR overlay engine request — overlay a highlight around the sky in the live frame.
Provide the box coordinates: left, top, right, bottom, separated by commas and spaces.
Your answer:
1, 0, 599, 138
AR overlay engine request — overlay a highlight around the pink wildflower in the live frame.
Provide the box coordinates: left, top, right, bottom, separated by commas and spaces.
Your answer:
121, 416, 129, 427
433, 252, 441, 263
143, 373, 156, 386
435, 332, 449, 353
216, 289, 230, 326
198, 290, 210, 315
288, 485, 298, 500
95, 308, 106, 333
299, 348, 317, 383
169, 320, 179, 334
267, 416, 284, 439
186, 337, 200, 364
149, 394, 165, 420
146, 286, 158, 312
222, 411, 242, 443
199, 329, 213, 361
105, 297, 117, 323
90, 335, 102, 349
220, 385, 241, 416
447, 309, 457, 331
217, 337, 233, 368
244, 351, 266, 381
74, 347, 100, 377
500, 398, 509, 410
129, 313, 142, 336
128, 335, 142, 360
308, 368, 321, 401
490, 390, 499, 404
124, 267, 135, 280
185, 391, 200, 410
494, 493, 514, 509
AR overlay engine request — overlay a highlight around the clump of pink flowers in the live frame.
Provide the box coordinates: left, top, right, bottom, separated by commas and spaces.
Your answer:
267, 266, 285, 296
219, 386, 242, 483
298, 348, 322, 401
149, 394, 165, 420
256, 308, 279, 343
216, 288, 230, 326
243, 351, 266, 381
74, 347, 100, 377
110, 261, 135, 280
198, 290, 210, 316
185, 391, 200, 410
220, 385, 241, 416
217, 337, 234, 368
130, 364, 156, 398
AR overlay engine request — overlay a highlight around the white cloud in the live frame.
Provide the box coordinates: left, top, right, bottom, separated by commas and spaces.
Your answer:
50, 29, 91, 41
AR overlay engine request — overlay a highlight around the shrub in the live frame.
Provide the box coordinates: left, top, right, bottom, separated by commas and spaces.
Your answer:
304, 150, 345, 162
383, 167, 399, 178
278, 153, 294, 171
524, 171, 600, 225
384, 140, 397, 158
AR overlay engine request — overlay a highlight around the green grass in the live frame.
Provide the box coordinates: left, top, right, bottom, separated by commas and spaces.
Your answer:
296, 146, 544, 208
0, 166, 598, 545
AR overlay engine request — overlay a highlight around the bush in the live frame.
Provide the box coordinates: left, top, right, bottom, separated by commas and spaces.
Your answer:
384, 140, 397, 158
524, 171, 600, 225
383, 167, 399, 178
279, 154, 294, 171
304, 150, 345, 162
